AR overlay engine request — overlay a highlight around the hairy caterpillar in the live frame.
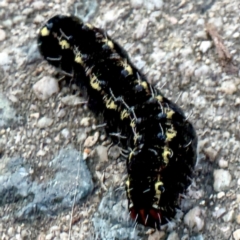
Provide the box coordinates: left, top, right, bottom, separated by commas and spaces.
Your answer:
37, 15, 197, 230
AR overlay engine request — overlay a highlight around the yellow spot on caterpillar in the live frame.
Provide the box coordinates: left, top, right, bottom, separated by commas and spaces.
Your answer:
59, 40, 70, 49
75, 52, 84, 65
166, 127, 177, 141
141, 81, 148, 90
85, 23, 94, 29
154, 181, 164, 196
120, 109, 129, 120
130, 119, 136, 128
90, 74, 101, 91
126, 177, 134, 207
103, 96, 117, 110
40, 27, 50, 37
119, 59, 133, 77
102, 38, 114, 49
126, 179, 131, 193
165, 109, 175, 119
162, 146, 172, 165
155, 95, 163, 102
152, 180, 164, 209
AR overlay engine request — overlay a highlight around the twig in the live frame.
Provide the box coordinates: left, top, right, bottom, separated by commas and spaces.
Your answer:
206, 22, 238, 74
206, 22, 231, 62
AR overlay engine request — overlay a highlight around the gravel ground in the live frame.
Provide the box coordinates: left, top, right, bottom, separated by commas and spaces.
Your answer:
1, 0, 240, 239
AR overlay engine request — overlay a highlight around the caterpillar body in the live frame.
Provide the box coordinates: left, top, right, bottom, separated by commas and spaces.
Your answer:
37, 15, 197, 230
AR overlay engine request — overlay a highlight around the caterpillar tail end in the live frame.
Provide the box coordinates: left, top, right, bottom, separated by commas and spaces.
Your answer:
129, 206, 163, 230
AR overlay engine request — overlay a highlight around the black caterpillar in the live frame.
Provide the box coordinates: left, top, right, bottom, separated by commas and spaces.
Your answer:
37, 15, 198, 230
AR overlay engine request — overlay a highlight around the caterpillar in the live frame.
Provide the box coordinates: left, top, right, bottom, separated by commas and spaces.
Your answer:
37, 15, 198, 230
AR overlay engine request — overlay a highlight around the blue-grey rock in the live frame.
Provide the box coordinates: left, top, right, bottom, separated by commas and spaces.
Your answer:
92, 188, 144, 240
0, 148, 93, 221
0, 93, 19, 128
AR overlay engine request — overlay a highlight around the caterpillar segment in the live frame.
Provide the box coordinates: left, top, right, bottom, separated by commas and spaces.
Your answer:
162, 146, 173, 166
89, 73, 102, 91
38, 15, 198, 230
101, 36, 115, 50
117, 59, 133, 78
73, 46, 87, 66
40, 26, 50, 37
126, 174, 167, 230
83, 22, 94, 30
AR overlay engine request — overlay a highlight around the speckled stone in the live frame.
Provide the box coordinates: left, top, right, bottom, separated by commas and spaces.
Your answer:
184, 207, 204, 232
199, 41, 212, 53
233, 229, 240, 240
33, 76, 59, 100
0, 29, 6, 41
167, 231, 180, 240
37, 116, 53, 128
213, 169, 232, 192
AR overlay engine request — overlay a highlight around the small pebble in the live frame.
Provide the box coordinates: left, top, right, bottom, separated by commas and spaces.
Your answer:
45, 233, 54, 240
233, 229, 240, 240
194, 65, 209, 77
236, 214, 240, 224
148, 230, 166, 240
80, 117, 91, 127
60, 232, 68, 240
0, 52, 11, 70
218, 159, 228, 168
95, 145, 108, 163
184, 207, 204, 232
36, 149, 46, 157
33, 76, 59, 100
56, 109, 66, 118
0, 29, 6, 41
196, 19, 205, 26
220, 81, 237, 94
130, 0, 143, 8
203, 146, 217, 162
199, 41, 212, 53
61, 128, 71, 139
61, 95, 86, 106
217, 191, 225, 199
213, 169, 232, 192
22, 8, 33, 15
222, 210, 235, 222
32, 1, 45, 10
33, 14, 45, 24
144, 0, 163, 10
134, 19, 149, 40
15, 234, 21, 240
130, 0, 163, 10
167, 231, 180, 240
213, 207, 226, 219
83, 132, 99, 147
37, 116, 53, 128
2, 19, 12, 28
233, 32, 240, 38
7, 227, 15, 237
195, 30, 208, 39
236, 98, 240, 105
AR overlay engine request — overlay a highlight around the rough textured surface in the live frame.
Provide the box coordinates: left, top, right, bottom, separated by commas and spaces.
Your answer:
0, 148, 93, 221
1, 0, 240, 239
92, 189, 143, 240
0, 93, 19, 128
